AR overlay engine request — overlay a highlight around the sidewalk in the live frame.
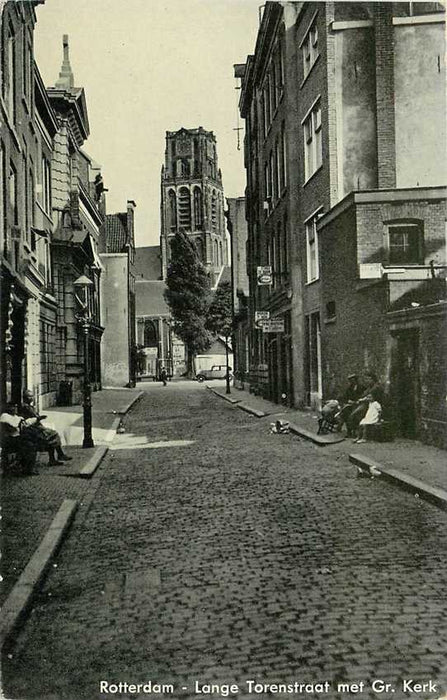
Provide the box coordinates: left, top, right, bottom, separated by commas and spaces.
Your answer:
208, 383, 447, 502
0, 388, 143, 613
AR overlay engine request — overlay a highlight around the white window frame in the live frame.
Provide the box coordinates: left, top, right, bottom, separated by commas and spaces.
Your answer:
305, 207, 323, 283
302, 99, 322, 182
301, 13, 319, 80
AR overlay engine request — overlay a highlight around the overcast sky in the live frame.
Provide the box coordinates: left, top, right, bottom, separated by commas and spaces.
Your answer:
34, 0, 261, 247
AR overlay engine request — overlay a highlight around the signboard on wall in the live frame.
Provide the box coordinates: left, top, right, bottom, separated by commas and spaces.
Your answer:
358, 263, 383, 279
262, 318, 285, 333
257, 266, 272, 286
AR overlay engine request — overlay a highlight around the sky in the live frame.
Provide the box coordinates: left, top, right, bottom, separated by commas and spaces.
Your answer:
33, 0, 261, 248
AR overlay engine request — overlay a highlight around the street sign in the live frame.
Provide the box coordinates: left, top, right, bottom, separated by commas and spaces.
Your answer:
358, 263, 382, 279
257, 266, 272, 286
262, 318, 285, 333
254, 311, 270, 329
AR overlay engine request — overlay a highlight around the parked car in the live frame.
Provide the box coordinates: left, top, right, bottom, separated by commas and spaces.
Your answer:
195, 365, 232, 382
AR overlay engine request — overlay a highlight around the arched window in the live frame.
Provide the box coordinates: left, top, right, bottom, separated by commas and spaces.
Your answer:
168, 190, 177, 232
211, 190, 217, 230
219, 241, 223, 266
214, 239, 219, 265
193, 187, 203, 230
178, 187, 191, 230
143, 320, 158, 347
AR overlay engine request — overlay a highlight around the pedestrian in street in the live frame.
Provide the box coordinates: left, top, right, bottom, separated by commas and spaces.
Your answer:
0, 402, 40, 475
20, 390, 72, 466
355, 394, 382, 443
160, 367, 168, 386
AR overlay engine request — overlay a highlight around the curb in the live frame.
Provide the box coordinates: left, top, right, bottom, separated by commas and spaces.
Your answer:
78, 445, 109, 479
0, 499, 78, 646
237, 403, 266, 418
349, 453, 447, 511
289, 422, 345, 446
208, 388, 242, 404
117, 391, 145, 416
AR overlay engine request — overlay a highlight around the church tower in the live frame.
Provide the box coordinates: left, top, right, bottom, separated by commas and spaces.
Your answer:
160, 127, 228, 285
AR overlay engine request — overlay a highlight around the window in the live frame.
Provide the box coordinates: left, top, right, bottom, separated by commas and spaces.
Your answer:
302, 17, 319, 79
306, 215, 320, 282
9, 163, 18, 226
168, 190, 177, 231
5, 24, 16, 122
280, 121, 287, 191
178, 187, 191, 230
42, 156, 52, 214
326, 301, 336, 320
277, 39, 284, 98
303, 101, 322, 181
211, 191, 217, 230
388, 223, 423, 264
193, 187, 203, 230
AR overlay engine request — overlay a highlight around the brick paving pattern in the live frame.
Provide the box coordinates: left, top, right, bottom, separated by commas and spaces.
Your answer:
3, 382, 447, 700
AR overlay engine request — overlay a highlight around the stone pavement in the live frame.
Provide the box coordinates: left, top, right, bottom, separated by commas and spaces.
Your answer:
0, 387, 143, 608
209, 383, 447, 494
3, 384, 447, 700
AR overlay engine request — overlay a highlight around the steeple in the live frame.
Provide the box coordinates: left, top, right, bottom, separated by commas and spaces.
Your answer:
55, 34, 74, 90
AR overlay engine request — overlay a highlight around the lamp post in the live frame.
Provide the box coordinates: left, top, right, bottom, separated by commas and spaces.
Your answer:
74, 274, 94, 448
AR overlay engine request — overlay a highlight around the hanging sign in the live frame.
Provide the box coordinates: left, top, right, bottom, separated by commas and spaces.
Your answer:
262, 318, 285, 333
254, 311, 270, 329
257, 266, 272, 286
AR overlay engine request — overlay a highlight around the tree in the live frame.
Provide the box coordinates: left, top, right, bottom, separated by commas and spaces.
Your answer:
206, 280, 233, 393
164, 230, 212, 376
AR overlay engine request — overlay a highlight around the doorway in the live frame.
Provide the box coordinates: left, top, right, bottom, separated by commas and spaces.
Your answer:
391, 329, 420, 438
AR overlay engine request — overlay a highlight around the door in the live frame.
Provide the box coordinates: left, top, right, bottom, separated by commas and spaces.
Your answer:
392, 329, 420, 438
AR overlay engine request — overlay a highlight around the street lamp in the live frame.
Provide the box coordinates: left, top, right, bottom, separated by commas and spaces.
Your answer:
74, 274, 94, 448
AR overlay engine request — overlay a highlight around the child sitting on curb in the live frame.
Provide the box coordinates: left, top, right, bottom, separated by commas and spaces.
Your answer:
354, 394, 382, 444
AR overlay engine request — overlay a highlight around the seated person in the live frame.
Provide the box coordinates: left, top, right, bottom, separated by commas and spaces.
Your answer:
335, 374, 364, 434
355, 394, 382, 443
347, 372, 383, 438
20, 390, 72, 466
0, 402, 40, 475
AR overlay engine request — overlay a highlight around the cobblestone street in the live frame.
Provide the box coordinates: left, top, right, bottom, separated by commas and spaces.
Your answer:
3, 382, 447, 700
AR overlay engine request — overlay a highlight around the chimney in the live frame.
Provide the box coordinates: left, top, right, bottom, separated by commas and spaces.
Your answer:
127, 200, 136, 246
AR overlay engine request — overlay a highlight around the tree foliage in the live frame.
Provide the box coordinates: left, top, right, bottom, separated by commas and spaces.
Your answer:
206, 280, 233, 338
164, 230, 212, 366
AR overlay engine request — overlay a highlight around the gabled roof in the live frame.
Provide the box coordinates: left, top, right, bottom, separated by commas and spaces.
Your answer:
104, 213, 128, 253
134, 246, 162, 280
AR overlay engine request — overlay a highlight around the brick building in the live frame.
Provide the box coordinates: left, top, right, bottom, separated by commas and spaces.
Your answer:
1, 1, 58, 409
237, 1, 446, 445
226, 197, 249, 389
100, 201, 136, 387
134, 246, 175, 379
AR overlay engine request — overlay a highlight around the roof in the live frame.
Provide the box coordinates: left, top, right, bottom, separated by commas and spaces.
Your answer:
134, 246, 162, 280
136, 280, 170, 317
104, 213, 127, 253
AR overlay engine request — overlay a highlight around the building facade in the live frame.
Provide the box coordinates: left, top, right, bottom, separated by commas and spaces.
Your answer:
46, 36, 105, 405
1, 1, 58, 410
238, 1, 446, 445
100, 201, 136, 387
160, 127, 228, 286
226, 197, 249, 389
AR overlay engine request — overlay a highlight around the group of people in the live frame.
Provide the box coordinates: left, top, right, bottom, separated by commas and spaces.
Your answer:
0, 390, 71, 475
323, 372, 384, 443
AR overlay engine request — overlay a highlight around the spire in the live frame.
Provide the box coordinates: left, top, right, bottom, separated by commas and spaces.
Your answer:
55, 34, 74, 90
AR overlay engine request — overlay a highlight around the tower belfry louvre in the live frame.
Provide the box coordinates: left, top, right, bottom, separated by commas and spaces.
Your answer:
160, 127, 228, 285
